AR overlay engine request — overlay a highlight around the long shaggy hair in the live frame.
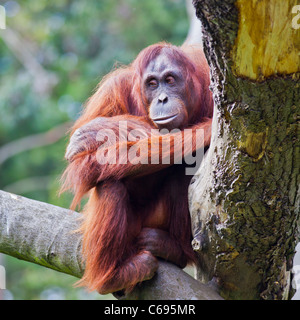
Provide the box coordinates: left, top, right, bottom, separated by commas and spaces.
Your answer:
61, 42, 213, 294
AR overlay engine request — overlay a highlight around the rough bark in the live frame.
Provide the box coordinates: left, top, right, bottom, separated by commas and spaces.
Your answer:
0, 190, 84, 278
0, 190, 222, 300
190, 0, 299, 300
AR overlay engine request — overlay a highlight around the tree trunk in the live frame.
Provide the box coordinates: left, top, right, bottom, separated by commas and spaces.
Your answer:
189, 0, 299, 300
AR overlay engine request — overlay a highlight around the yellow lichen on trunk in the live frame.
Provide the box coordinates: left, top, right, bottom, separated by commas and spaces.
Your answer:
232, 0, 300, 81
237, 128, 268, 162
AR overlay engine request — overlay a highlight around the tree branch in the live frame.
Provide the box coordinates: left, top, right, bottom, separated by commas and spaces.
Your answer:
0, 190, 83, 278
1, 27, 58, 96
0, 122, 72, 165
0, 190, 222, 300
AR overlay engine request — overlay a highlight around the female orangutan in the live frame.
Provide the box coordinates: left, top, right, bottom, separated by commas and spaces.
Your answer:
61, 42, 213, 294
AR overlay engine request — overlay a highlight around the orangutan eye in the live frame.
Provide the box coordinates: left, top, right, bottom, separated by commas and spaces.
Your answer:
165, 76, 175, 85
148, 79, 158, 88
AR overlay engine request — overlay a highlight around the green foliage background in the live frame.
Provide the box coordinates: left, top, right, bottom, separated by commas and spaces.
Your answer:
0, 0, 189, 299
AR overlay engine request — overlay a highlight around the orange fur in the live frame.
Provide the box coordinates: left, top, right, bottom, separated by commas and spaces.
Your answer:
61, 42, 213, 294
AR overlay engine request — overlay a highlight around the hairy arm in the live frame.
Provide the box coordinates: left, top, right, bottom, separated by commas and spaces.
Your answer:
61, 115, 212, 206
